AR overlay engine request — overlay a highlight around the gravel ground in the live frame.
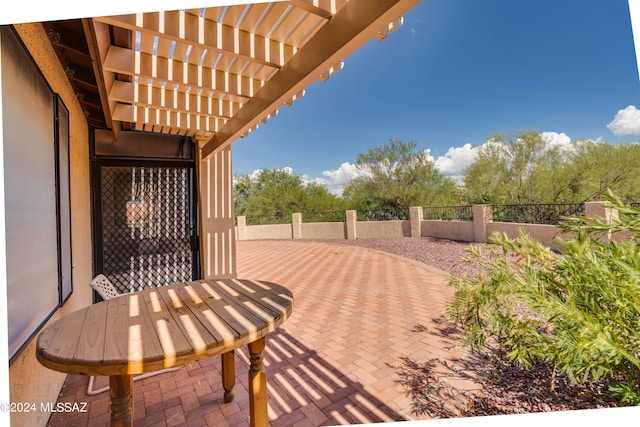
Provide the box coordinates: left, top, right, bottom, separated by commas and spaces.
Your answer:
315, 236, 486, 278
311, 237, 620, 417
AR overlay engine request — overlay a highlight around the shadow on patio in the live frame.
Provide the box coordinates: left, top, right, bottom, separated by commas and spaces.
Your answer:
47, 240, 482, 426
49, 328, 414, 426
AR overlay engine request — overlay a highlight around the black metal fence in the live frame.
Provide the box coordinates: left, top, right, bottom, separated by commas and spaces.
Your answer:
240, 202, 637, 227
491, 203, 585, 225
302, 211, 345, 223
423, 205, 473, 221
245, 213, 292, 225
357, 208, 409, 221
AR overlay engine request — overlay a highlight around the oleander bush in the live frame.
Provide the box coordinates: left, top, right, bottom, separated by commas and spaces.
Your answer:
447, 191, 640, 405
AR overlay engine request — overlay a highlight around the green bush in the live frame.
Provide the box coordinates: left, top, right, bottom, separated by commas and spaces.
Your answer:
447, 192, 640, 405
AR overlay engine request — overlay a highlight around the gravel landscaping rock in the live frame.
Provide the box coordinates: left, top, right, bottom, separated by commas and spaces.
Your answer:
315, 236, 487, 278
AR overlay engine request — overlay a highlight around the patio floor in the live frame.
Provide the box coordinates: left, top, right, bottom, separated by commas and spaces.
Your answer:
47, 240, 482, 426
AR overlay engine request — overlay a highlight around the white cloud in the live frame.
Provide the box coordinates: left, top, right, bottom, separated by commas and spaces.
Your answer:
312, 162, 370, 196
540, 131, 572, 150
244, 166, 294, 181
607, 105, 640, 136
433, 143, 478, 180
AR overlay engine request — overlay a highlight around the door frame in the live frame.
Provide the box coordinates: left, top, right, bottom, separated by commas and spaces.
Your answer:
90, 153, 200, 301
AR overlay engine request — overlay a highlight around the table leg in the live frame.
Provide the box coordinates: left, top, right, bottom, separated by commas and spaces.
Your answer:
248, 337, 268, 427
109, 374, 133, 427
221, 350, 235, 402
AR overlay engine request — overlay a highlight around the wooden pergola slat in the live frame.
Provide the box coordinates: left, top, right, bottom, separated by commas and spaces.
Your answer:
201, 0, 421, 158
103, 45, 261, 99
109, 81, 239, 119
113, 104, 226, 134
83, 0, 416, 142
95, 10, 295, 69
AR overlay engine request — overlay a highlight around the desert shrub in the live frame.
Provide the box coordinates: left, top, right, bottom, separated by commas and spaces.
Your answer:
447, 192, 640, 405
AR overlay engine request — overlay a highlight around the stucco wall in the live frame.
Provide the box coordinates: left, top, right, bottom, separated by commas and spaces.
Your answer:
9, 23, 92, 427
299, 222, 346, 239
235, 204, 627, 250
421, 220, 475, 242
611, 230, 635, 242
245, 224, 293, 240
487, 222, 563, 249
355, 220, 411, 239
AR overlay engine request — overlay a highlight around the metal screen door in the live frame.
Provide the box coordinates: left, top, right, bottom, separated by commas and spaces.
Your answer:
94, 164, 199, 296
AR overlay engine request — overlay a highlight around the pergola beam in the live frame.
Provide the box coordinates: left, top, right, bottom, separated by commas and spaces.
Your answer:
112, 104, 226, 134
200, 0, 420, 159
287, 0, 333, 19
82, 18, 120, 139
103, 45, 261, 100
95, 11, 292, 69
109, 81, 239, 119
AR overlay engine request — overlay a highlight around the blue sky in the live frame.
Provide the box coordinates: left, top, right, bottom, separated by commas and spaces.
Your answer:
232, 0, 640, 193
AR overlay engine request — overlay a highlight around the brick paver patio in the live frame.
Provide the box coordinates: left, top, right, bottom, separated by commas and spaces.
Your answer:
47, 240, 481, 426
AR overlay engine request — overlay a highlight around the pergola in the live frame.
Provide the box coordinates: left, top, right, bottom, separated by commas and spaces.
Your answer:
45, 0, 418, 152
39, 0, 420, 279
3, 3, 423, 423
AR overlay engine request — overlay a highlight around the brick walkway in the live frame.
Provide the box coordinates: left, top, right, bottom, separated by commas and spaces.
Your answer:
47, 240, 481, 426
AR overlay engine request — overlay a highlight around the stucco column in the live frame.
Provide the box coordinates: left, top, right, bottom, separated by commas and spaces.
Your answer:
292, 213, 302, 239
237, 216, 247, 241
198, 145, 236, 279
472, 204, 492, 243
584, 201, 619, 222
584, 201, 619, 241
346, 210, 357, 240
409, 206, 423, 237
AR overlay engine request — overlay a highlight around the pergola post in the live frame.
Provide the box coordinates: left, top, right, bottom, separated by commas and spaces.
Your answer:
197, 145, 237, 279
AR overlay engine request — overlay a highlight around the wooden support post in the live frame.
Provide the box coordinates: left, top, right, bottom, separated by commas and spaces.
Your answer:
221, 350, 236, 403
109, 374, 133, 427
248, 337, 268, 427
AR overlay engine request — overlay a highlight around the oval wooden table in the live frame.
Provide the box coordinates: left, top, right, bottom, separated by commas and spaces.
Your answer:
36, 278, 294, 427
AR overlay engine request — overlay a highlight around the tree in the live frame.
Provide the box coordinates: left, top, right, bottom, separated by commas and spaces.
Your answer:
462, 130, 581, 204
447, 192, 640, 405
570, 140, 640, 203
343, 139, 460, 216
463, 131, 640, 205
233, 168, 344, 222
525, 144, 582, 203
302, 182, 347, 212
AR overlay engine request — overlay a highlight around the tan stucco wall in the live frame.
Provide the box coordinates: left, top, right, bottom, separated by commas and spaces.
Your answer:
355, 220, 411, 239
299, 222, 346, 239
421, 220, 475, 242
245, 224, 293, 240
239, 220, 411, 240
487, 223, 563, 249
9, 23, 93, 427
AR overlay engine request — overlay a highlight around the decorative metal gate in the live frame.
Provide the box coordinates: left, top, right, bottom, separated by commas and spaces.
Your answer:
94, 163, 199, 296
